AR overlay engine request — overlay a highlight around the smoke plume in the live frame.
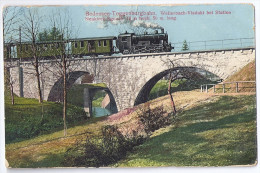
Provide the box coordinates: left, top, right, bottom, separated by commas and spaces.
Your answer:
98, 15, 163, 30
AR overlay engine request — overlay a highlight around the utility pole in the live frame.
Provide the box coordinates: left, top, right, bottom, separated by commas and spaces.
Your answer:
19, 26, 21, 61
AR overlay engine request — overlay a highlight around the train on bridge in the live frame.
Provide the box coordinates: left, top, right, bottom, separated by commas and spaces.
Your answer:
4, 28, 173, 59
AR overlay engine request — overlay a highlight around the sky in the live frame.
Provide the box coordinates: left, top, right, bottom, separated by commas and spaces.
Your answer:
4, 4, 255, 51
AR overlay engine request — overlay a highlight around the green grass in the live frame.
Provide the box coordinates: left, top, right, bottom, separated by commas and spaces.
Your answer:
67, 83, 107, 107
5, 89, 88, 144
114, 95, 257, 167
6, 115, 107, 168
92, 96, 105, 107
149, 79, 186, 100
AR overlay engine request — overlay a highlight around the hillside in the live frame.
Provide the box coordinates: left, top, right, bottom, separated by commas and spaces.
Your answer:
4, 90, 87, 144
225, 60, 255, 82
6, 91, 215, 167
5, 89, 256, 167
212, 60, 256, 93
114, 94, 256, 167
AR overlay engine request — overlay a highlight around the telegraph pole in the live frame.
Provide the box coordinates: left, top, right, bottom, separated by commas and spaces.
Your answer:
19, 26, 21, 61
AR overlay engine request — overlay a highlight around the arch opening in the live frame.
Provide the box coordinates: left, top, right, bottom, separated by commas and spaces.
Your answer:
47, 71, 118, 117
134, 67, 221, 106
90, 88, 118, 117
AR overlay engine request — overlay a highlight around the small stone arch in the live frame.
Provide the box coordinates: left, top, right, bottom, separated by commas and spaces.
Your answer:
85, 87, 118, 117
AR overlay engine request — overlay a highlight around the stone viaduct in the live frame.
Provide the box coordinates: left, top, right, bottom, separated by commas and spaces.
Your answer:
5, 47, 255, 114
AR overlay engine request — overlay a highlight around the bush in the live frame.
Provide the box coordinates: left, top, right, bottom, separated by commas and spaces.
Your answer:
63, 104, 174, 167
63, 125, 145, 167
137, 104, 172, 135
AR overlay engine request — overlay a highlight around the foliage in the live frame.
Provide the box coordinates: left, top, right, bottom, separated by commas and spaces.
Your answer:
182, 40, 189, 51
38, 27, 63, 41
149, 79, 185, 100
63, 125, 146, 167
137, 103, 172, 135
63, 102, 174, 167
5, 91, 88, 143
67, 84, 107, 107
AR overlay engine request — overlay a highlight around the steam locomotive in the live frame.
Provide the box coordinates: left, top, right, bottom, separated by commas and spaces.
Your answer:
4, 28, 172, 59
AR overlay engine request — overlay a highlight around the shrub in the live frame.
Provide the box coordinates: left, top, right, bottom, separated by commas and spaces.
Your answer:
63, 125, 145, 167
137, 104, 172, 135
64, 104, 173, 167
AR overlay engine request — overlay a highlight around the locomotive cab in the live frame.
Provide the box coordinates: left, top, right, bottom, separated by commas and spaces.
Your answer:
116, 31, 134, 54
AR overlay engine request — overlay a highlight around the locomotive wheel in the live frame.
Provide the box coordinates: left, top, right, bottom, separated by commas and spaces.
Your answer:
123, 50, 130, 54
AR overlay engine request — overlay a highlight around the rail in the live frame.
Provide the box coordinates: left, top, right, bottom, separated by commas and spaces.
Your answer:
172, 37, 255, 52
201, 81, 256, 93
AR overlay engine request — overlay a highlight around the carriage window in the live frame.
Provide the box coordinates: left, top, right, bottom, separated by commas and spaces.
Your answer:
103, 40, 107, 47
80, 41, 84, 48
122, 37, 127, 41
98, 40, 101, 47
75, 42, 78, 48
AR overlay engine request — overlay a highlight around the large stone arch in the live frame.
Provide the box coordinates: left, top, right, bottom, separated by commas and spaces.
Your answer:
134, 67, 220, 106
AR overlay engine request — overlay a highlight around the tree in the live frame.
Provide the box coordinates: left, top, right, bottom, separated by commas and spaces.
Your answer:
44, 9, 78, 136
20, 8, 44, 103
4, 67, 15, 105
161, 54, 211, 115
3, 7, 22, 44
182, 40, 189, 51
38, 27, 63, 41
3, 7, 22, 103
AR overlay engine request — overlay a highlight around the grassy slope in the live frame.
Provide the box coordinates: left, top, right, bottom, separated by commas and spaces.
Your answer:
114, 95, 256, 167
5, 91, 213, 168
225, 60, 255, 82
6, 91, 256, 167
213, 61, 256, 93
5, 89, 87, 144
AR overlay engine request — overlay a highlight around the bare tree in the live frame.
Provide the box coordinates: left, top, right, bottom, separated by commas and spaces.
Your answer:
43, 9, 79, 136
3, 7, 22, 44
20, 8, 44, 103
3, 7, 22, 103
4, 67, 15, 105
161, 55, 211, 115
167, 69, 177, 114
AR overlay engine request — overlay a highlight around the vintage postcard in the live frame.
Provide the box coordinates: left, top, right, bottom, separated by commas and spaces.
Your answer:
2, 2, 257, 169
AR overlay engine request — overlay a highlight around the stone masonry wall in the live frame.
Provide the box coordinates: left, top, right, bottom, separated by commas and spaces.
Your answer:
6, 48, 255, 111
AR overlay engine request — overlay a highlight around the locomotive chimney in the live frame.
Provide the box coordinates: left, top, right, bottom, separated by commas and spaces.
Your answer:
161, 28, 164, 33
155, 30, 158, 34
